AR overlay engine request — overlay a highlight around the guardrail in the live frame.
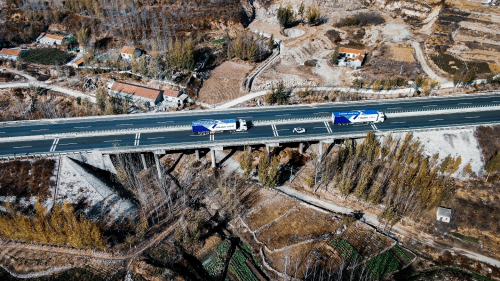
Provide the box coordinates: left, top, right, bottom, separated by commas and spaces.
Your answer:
3, 119, 500, 160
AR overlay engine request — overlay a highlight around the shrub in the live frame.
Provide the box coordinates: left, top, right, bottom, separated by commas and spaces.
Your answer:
305, 6, 321, 26
485, 151, 500, 173
277, 5, 294, 28
18, 48, 74, 65
336, 12, 385, 27
371, 80, 382, 91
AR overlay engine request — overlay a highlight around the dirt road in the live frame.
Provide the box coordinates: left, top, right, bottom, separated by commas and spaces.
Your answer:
0, 82, 96, 103
411, 41, 450, 84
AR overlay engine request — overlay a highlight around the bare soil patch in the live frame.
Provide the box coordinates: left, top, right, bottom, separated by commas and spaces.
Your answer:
198, 61, 253, 105
256, 205, 341, 250
390, 46, 416, 62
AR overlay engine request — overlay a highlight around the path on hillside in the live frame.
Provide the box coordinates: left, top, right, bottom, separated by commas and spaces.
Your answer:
411, 41, 450, 84
0, 82, 96, 102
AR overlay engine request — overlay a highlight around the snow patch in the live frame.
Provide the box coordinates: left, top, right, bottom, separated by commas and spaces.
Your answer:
390, 128, 483, 178
284, 28, 305, 38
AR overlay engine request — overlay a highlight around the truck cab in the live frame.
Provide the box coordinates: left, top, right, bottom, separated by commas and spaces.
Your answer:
236, 119, 248, 131
376, 111, 386, 123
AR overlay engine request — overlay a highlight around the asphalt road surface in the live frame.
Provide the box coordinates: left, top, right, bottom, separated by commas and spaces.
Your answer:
1, 110, 499, 157
0, 93, 499, 139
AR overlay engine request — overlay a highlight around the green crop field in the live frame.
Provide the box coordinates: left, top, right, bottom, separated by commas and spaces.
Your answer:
358, 250, 401, 280
229, 250, 259, 281
330, 237, 363, 263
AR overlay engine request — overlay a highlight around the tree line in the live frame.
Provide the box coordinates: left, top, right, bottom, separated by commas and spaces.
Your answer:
307, 132, 459, 225
0, 201, 104, 249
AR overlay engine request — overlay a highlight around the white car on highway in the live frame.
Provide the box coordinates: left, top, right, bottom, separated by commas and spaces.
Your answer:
293, 127, 306, 134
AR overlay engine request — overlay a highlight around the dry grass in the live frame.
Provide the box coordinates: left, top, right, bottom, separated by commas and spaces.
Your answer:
265, 241, 335, 279
490, 63, 500, 74
246, 194, 299, 230
256, 206, 341, 251
198, 61, 253, 105
390, 46, 415, 62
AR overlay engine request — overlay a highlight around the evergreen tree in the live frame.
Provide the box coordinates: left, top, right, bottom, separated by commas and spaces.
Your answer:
277, 5, 294, 28
268, 34, 275, 50
331, 45, 339, 65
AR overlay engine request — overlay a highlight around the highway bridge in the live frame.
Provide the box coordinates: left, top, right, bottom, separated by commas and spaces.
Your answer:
0, 93, 499, 168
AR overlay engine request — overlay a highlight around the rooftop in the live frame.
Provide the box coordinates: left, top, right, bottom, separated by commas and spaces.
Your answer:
38, 33, 65, 41
437, 207, 452, 218
0, 48, 22, 56
339, 47, 366, 56
121, 46, 136, 54
163, 89, 182, 98
111, 82, 162, 100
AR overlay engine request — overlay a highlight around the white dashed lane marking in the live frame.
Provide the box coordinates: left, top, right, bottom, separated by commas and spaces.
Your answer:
50, 138, 59, 152
271, 125, 278, 137
324, 121, 333, 133
134, 133, 141, 146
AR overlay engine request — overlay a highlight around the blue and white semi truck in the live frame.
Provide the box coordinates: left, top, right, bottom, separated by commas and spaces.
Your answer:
192, 119, 248, 135
332, 110, 385, 125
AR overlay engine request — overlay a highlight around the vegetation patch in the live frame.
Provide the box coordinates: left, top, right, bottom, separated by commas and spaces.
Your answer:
451, 232, 480, 244
330, 237, 363, 263
0, 202, 104, 249
212, 38, 227, 44
354, 250, 401, 279
18, 48, 74, 65
335, 12, 385, 27
0, 159, 55, 198
228, 250, 259, 281
430, 53, 491, 75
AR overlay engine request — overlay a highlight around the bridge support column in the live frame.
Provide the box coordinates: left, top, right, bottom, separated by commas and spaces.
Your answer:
141, 153, 147, 170
318, 141, 324, 162
210, 149, 216, 168
266, 145, 270, 154
195, 149, 200, 161
154, 154, 162, 179
299, 143, 304, 154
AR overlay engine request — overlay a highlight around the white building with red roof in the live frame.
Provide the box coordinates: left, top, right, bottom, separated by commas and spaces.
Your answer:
0, 48, 24, 60
36, 33, 65, 46
337, 47, 366, 68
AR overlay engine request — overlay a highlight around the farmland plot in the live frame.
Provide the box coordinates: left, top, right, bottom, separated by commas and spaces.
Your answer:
245, 193, 299, 230
255, 206, 341, 251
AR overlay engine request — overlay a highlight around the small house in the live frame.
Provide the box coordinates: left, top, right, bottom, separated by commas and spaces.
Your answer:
337, 47, 366, 68
0, 48, 24, 60
163, 89, 188, 106
120, 46, 142, 60
109, 81, 163, 107
36, 33, 65, 46
66, 54, 90, 68
436, 207, 452, 223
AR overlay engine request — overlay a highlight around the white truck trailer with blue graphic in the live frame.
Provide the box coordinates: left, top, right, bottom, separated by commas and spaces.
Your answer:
332, 110, 385, 125
192, 119, 248, 135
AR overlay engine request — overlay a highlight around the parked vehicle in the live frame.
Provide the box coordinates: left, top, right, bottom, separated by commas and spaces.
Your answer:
293, 127, 306, 134
192, 119, 248, 135
332, 110, 385, 125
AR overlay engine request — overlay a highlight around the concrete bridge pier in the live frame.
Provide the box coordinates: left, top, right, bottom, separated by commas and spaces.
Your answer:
266, 143, 280, 154
154, 150, 166, 179
195, 149, 200, 161
318, 139, 335, 162
210, 149, 216, 168
299, 143, 304, 154
141, 153, 148, 170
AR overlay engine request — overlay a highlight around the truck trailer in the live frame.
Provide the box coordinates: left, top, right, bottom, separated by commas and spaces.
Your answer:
192, 119, 248, 135
332, 110, 385, 125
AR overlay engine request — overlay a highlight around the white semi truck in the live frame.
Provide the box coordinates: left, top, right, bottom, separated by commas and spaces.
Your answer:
332, 110, 386, 124
192, 119, 248, 135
